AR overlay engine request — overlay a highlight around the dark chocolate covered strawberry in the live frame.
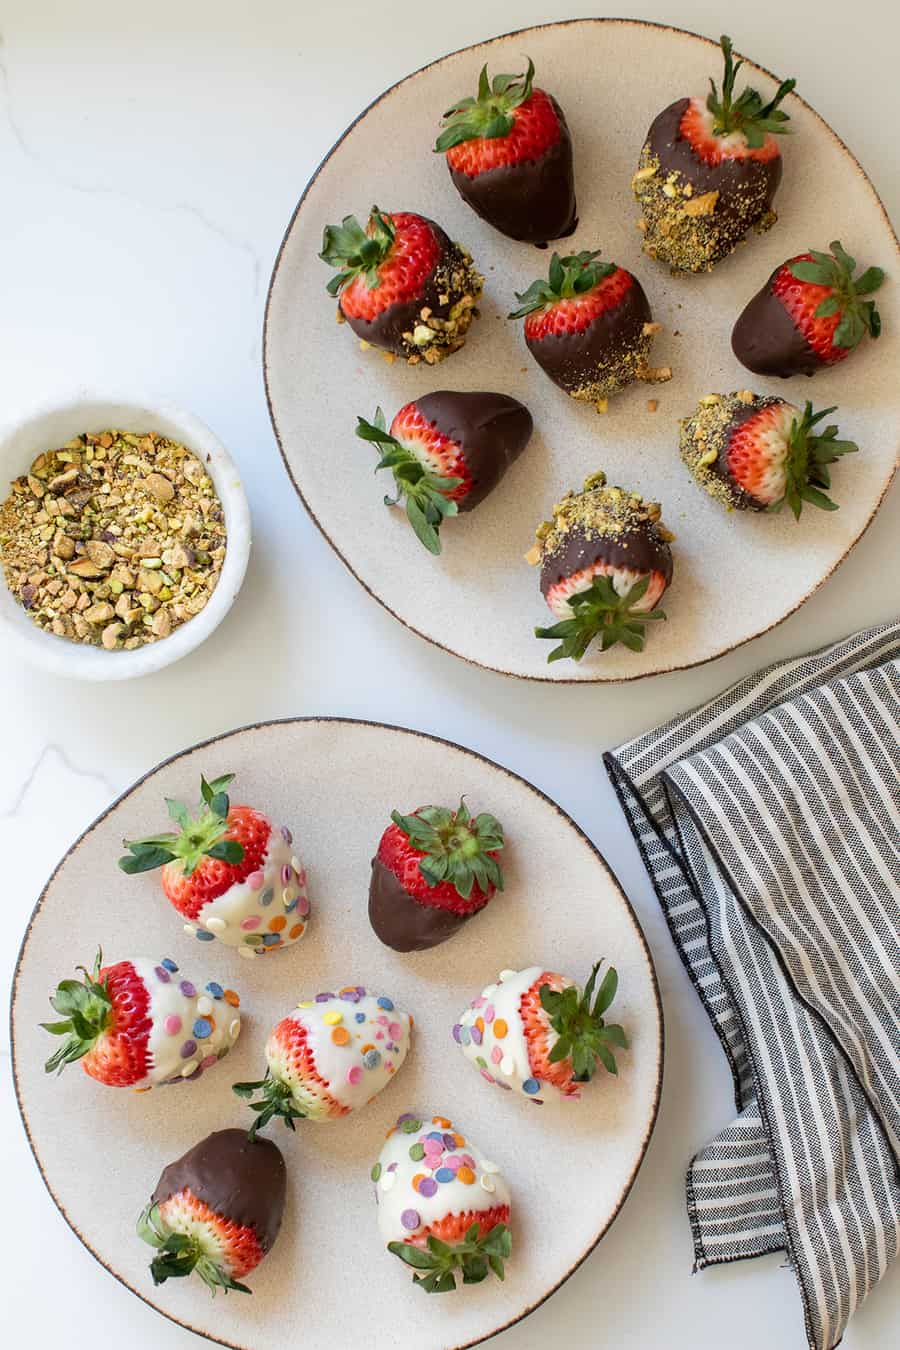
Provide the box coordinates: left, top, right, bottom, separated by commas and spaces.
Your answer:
369, 801, 505, 952
679, 392, 858, 516
137, 1129, 286, 1294
732, 241, 886, 377
435, 58, 577, 245
527, 471, 673, 662
633, 35, 795, 273
356, 392, 533, 554
320, 207, 482, 364
509, 250, 669, 411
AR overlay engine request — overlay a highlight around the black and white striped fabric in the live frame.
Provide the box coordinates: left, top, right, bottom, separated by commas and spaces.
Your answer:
605, 621, 900, 1350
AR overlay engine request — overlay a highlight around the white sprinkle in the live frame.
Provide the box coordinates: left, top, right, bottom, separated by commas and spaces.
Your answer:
481, 1159, 500, 1174
282, 886, 297, 907
197, 996, 213, 1016
499, 969, 516, 982
230, 1018, 241, 1039
237, 946, 255, 960
480, 1175, 496, 1193
205, 916, 227, 934
291, 856, 302, 873
500, 1056, 515, 1076
181, 1060, 198, 1078
380, 1171, 396, 1192
183, 924, 196, 936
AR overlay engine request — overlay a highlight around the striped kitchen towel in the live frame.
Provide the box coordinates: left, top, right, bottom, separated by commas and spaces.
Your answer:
604, 620, 900, 1350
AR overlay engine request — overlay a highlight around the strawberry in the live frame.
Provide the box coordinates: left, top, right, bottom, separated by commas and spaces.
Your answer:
233, 988, 412, 1136
509, 250, 669, 410
119, 772, 310, 959
633, 35, 795, 272
137, 1129, 286, 1294
369, 800, 505, 952
374, 1111, 512, 1293
454, 962, 626, 1104
679, 391, 859, 517
319, 207, 483, 364
435, 58, 577, 244
732, 241, 886, 377
526, 470, 673, 663
355, 391, 533, 554
41, 950, 241, 1089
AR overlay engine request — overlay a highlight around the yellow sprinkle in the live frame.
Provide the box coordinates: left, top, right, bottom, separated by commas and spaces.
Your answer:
323, 1011, 343, 1025
297, 1000, 313, 1009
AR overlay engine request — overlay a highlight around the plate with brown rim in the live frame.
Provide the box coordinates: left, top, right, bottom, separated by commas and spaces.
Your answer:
11, 717, 662, 1350
264, 18, 898, 683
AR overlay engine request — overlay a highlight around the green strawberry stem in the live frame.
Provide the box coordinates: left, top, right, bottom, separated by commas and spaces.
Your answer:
775, 401, 858, 520
509, 249, 616, 320
356, 409, 462, 555
388, 1222, 512, 1293
540, 960, 627, 1082
320, 207, 395, 296
707, 35, 795, 148
41, 949, 113, 1074
789, 241, 885, 349
535, 574, 666, 663
118, 772, 244, 877
233, 1073, 306, 1140
392, 798, 504, 900
435, 58, 536, 153
137, 1204, 251, 1295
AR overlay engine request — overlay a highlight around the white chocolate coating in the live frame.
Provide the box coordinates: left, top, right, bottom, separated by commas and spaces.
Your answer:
180, 823, 311, 958
131, 956, 242, 1089
373, 1112, 511, 1245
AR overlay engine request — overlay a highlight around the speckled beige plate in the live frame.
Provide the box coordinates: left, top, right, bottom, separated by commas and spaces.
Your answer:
264, 19, 898, 682
11, 719, 662, 1350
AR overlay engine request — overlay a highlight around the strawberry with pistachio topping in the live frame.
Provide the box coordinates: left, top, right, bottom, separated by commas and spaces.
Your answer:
732, 241, 886, 377
320, 207, 482, 364
510, 250, 669, 411
119, 773, 310, 958
355, 392, 533, 555
679, 391, 859, 516
527, 471, 674, 663
369, 800, 505, 952
436, 57, 577, 244
633, 35, 795, 273
454, 962, 627, 1104
137, 1129, 286, 1295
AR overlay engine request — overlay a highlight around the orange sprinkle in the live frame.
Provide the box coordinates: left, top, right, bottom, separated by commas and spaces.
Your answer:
269, 915, 287, 933
492, 1018, 508, 1039
412, 1173, 426, 1191
206, 1015, 216, 1033
475, 1017, 485, 1034
362, 1043, 375, 1054
134, 1086, 152, 1094
224, 990, 240, 1007
432, 1116, 452, 1128
453, 1133, 466, 1147
289, 923, 305, 940
331, 1027, 350, 1046
457, 1166, 475, 1184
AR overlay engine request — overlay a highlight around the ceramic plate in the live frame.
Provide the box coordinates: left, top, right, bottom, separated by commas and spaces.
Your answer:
11, 718, 662, 1350
264, 19, 898, 682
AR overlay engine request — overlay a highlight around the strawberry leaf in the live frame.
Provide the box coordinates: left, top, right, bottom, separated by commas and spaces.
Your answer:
388, 1223, 512, 1293
707, 35, 794, 143
510, 249, 616, 319
389, 799, 505, 902
320, 208, 396, 296
539, 960, 627, 1084
435, 59, 535, 153
535, 573, 665, 663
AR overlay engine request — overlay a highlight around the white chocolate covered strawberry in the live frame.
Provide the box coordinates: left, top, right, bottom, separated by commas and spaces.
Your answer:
119, 772, 311, 959
234, 988, 412, 1135
373, 1111, 512, 1293
453, 961, 626, 1104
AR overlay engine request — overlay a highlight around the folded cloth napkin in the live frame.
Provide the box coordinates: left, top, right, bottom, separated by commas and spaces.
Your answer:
604, 621, 900, 1350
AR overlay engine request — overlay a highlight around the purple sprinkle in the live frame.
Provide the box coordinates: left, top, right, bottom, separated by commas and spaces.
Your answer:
387, 1162, 398, 1172
397, 1113, 416, 1123
180, 1040, 197, 1059
280, 826, 293, 845
281, 864, 291, 885
400, 1209, 420, 1231
154, 966, 170, 983
442, 1133, 456, 1150
315, 993, 334, 1003
179, 980, 196, 998
470, 1026, 483, 1045
452, 1023, 462, 1043
355, 986, 366, 996
340, 990, 361, 1003
417, 1177, 438, 1198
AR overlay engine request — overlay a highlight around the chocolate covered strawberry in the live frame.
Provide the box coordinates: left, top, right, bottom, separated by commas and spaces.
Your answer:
369, 801, 505, 952
234, 988, 412, 1136
119, 772, 310, 959
320, 207, 482, 364
679, 391, 858, 516
732, 241, 886, 377
435, 58, 577, 245
374, 1111, 512, 1293
355, 392, 533, 554
137, 1129, 286, 1294
509, 250, 669, 411
41, 950, 241, 1088
633, 35, 795, 272
527, 471, 673, 662
454, 962, 626, 1104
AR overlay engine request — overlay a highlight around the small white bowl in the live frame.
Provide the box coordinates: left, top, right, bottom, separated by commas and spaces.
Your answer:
0, 393, 251, 680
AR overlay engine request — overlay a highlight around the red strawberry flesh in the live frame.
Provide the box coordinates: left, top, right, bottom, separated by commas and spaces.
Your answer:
162, 804, 271, 920
82, 959, 152, 1087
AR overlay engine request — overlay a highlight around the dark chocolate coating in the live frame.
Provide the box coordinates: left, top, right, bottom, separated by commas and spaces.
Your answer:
368, 857, 473, 952
732, 265, 821, 377
414, 390, 533, 510
527, 276, 652, 395
448, 97, 577, 244
646, 99, 782, 265
152, 1129, 286, 1253
540, 521, 673, 599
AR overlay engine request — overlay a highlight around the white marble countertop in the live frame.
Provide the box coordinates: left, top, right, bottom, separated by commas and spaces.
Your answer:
1, 1, 897, 1346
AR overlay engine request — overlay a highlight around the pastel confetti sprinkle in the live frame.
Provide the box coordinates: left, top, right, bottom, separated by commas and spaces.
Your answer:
262, 933, 281, 946
484, 1004, 495, 1022
409, 1142, 425, 1161
481, 1159, 500, 1174
470, 1026, 483, 1046
323, 1011, 343, 1025
377, 997, 394, 1011
181, 1060, 199, 1078
371, 1162, 382, 1182
347, 1065, 363, 1086
248, 870, 265, 891
237, 947, 255, 960
461, 1155, 476, 1169
197, 996, 213, 1016
229, 1019, 241, 1038
481, 1175, 496, 1193
355, 1011, 366, 1023
523, 1077, 541, 1095
269, 915, 286, 933
400, 1116, 422, 1133
457, 1166, 475, 1185
195, 929, 214, 942
459, 1026, 472, 1046
206, 916, 227, 934
223, 990, 240, 1007
480, 1069, 495, 1084
193, 1018, 212, 1039
180, 1040, 197, 1059
433, 1116, 452, 1128
388, 1021, 403, 1039
240, 916, 260, 931
331, 1027, 350, 1046
501, 1055, 515, 1076
418, 1177, 438, 1198
435, 1168, 455, 1183
491, 1046, 503, 1064
280, 826, 293, 845
282, 887, 297, 907
201, 1054, 218, 1070
281, 864, 292, 885
260, 887, 275, 907
400, 1209, 420, 1231
380, 1171, 396, 1192
289, 923, 305, 940
297, 896, 311, 917
163, 1015, 182, 1036
179, 980, 196, 998
154, 966, 170, 983
244, 933, 263, 945
444, 1155, 462, 1172
161, 958, 178, 973
492, 1019, 508, 1039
